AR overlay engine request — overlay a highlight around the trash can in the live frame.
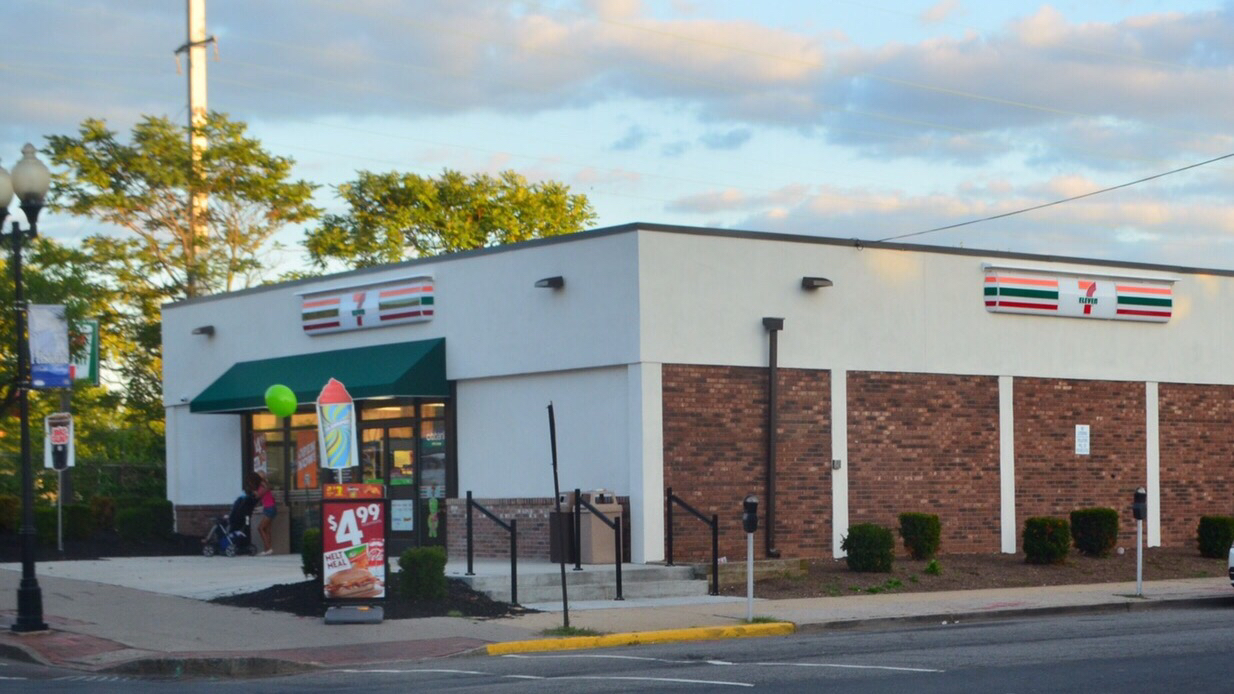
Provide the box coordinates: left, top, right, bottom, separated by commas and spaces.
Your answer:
579, 491, 622, 564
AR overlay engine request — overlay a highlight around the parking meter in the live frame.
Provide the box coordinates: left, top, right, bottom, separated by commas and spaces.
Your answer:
742, 494, 758, 621
1132, 487, 1147, 596
742, 495, 759, 534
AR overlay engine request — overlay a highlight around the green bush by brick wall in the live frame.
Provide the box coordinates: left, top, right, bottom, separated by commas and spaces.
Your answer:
301, 528, 322, 579
841, 523, 895, 572
1070, 508, 1119, 557
116, 507, 153, 543
398, 546, 447, 600
1197, 516, 1234, 558
898, 512, 941, 560
1023, 517, 1071, 564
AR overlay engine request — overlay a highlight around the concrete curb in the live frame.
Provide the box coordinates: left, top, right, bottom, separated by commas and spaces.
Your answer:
486, 622, 797, 655
794, 595, 1234, 634
100, 656, 319, 678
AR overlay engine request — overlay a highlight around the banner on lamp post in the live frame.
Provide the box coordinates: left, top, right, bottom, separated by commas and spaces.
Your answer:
29, 305, 70, 389
70, 319, 100, 386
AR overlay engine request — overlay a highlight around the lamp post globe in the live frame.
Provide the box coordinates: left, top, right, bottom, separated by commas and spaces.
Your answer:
5, 143, 50, 633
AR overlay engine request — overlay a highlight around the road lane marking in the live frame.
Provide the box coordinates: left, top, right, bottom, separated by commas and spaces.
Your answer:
754, 661, 944, 673
334, 667, 752, 687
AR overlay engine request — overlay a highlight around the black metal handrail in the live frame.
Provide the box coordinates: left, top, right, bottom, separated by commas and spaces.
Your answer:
465, 491, 518, 606
665, 487, 719, 596
571, 488, 623, 601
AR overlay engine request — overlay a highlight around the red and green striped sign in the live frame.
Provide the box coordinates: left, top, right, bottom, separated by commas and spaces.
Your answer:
302, 277, 435, 335
984, 269, 1171, 323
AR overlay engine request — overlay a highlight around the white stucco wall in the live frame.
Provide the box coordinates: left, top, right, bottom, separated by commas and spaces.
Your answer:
162, 231, 642, 408
637, 231, 1234, 385
455, 366, 630, 499
164, 405, 242, 506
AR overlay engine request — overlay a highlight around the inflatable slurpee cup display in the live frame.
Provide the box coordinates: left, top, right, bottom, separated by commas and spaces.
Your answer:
316, 378, 358, 471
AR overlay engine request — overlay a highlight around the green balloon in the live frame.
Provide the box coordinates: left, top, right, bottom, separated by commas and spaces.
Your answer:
264, 384, 297, 417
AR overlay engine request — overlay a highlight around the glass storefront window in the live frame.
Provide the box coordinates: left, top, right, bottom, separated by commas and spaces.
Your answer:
419, 419, 447, 499
360, 403, 416, 421
420, 402, 445, 419
251, 413, 281, 431
389, 427, 415, 487
290, 412, 318, 428
360, 429, 385, 484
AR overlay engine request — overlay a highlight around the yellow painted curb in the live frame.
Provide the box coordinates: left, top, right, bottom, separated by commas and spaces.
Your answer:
486, 622, 796, 655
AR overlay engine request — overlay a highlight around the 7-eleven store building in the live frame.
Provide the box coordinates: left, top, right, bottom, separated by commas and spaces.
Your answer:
162, 223, 1234, 562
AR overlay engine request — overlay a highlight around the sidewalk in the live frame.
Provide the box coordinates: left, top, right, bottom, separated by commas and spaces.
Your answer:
0, 557, 1228, 676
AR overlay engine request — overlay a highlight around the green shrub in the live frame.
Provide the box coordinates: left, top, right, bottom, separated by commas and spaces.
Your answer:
1070, 507, 1119, 557
1196, 516, 1234, 558
35, 507, 57, 547
398, 546, 448, 600
116, 507, 154, 543
301, 528, 323, 579
90, 496, 116, 532
898, 512, 941, 560
925, 559, 942, 576
63, 504, 94, 541
0, 495, 19, 533
841, 523, 895, 573
1023, 517, 1071, 564
141, 499, 174, 539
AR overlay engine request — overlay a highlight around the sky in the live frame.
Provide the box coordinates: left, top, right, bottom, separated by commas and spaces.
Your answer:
3, 0, 1234, 274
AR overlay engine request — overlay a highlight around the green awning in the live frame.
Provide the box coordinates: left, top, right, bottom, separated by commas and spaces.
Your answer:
190, 338, 446, 413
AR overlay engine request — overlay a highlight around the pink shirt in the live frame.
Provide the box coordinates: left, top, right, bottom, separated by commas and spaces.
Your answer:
257, 486, 275, 509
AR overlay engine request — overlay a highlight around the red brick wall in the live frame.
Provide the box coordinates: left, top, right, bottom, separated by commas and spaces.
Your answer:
445, 497, 632, 562
662, 364, 830, 562
175, 504, 230, 537
1014, 378, 1144, 546
847, 372, 1001, 553
1159, 383, 1234, 547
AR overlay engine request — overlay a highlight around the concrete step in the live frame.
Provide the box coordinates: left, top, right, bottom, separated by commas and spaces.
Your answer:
456, 563, 709, 604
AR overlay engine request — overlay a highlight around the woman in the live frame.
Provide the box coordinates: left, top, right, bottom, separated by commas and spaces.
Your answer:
247, 471, 276, 555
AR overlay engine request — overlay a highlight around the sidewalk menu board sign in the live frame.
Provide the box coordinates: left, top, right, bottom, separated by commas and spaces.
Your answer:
322, 493, 388, 602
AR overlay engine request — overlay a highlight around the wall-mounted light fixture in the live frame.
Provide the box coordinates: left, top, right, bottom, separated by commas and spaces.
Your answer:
535, 276, 565, 289
801, 276, 833, 290
191, 325, 215, 336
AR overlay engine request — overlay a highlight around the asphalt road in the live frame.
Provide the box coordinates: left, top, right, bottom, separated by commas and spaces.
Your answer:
6, 602, 1234, 691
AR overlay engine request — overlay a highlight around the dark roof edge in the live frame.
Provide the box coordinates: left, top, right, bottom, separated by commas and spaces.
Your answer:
165, 222, 1231, 310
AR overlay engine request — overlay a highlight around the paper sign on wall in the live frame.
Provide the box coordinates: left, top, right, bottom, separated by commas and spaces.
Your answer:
1075, 424, 1091, 455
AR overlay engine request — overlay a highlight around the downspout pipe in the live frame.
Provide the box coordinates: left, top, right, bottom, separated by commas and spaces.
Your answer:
762, 317, 784, 559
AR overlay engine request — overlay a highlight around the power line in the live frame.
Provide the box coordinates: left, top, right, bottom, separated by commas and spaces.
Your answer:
876, 151, 1234, 243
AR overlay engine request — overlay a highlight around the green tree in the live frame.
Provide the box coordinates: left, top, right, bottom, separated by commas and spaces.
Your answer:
46, 112, 320, 299
40, 113, 321, 429
304, 169, 595, 269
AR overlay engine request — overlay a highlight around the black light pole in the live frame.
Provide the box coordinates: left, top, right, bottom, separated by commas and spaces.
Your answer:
2, 144, 52, 633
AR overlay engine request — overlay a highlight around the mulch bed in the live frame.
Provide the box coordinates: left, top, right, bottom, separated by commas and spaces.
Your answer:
723, 547, 1229, 599
210, 573, 533, 620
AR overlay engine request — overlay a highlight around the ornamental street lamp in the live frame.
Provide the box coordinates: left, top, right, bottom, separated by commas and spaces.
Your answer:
0, 143, 51, 633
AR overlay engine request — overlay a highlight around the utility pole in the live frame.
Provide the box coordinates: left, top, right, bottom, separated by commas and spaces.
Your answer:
175, 0, 215, 296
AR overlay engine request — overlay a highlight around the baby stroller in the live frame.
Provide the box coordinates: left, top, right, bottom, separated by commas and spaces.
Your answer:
202, 493, 259, 557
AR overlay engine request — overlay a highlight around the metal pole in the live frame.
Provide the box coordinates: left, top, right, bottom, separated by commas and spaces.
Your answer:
1136, 519, 1143, 597
11, 217, 46, 632
57, 470, 63, 553
465, 491, 474, 576
746, 531, 754, 622
573, 488, 582, 571
711, 514, 720, 596
665, 487, 674, 567
614, 516, 623, 600
547, 403, 569, 628
509, 518, 518, 606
